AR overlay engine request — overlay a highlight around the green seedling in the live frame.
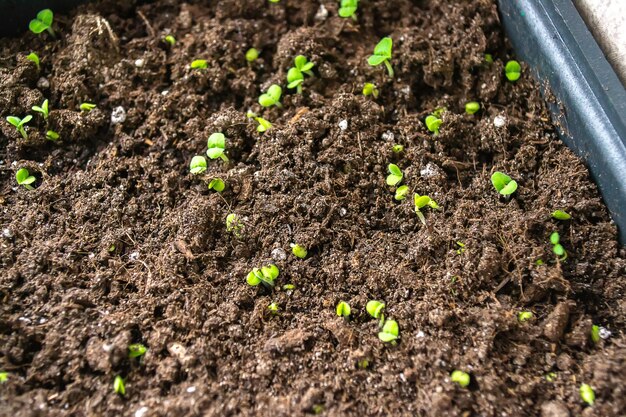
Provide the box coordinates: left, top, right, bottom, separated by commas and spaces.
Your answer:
455, 241, 466, 254
283, 283, 295, 290
0, 372, 7, 383
552, 210, 571, 220
16, 168, 36, 190
386, 163, 403, 186
425, 114, 442, 135
491, 171, 518, 196
32, 99, 49, 120
267, 302, 279, 313
368, 37, 394, 77
208, 178, 225, 192
392, 144, 403, 153
46, 130, 59, 141
259, 84, 282, 108
580, 383, 595, 406
290, 243, 308, 259
338, 0, 359, 20
246, 111, 272, 132
287, 55, 315, 94
535, 259, 545, 266
190, 59, 208, 69
505, 60, 521, 82
336, 301, 351, 318
484, 53, 494, 63
363, 82, 379, 98
269, 0, 280, 3
247, 264, 280, 288
29, 9, 55, 37
246, 48, 259, 62
113, 375, 125, 396
450, 370, 471, 388
545, 372, 557, 382
164, 35, 176, 46
357, 359, 369, 369
6, 115, 32, 139
207, 133, 229, 162
27, 52, 40, 70
378, 319, 399, 343
465, 101, 480, 115
226, 213, 244, 237
550, 232, 567, 261
80, 102, 96, 112
395, 185, 409, 201
189, 155, 207, 174
414, 193, 439, 225
518, 311, 534, 322
128, 343, 147, 359
590, 324, 600, 344
366, 300, 385, 327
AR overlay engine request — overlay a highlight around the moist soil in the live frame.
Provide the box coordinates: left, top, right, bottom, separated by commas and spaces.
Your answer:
1, 1, 625, 416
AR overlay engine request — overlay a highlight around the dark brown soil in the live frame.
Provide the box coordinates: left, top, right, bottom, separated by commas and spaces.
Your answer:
1, 1, 625, 416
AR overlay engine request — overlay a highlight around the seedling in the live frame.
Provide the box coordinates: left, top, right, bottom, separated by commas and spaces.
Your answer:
590, 324, 600, 344
450, 370, 470, 388
189, 155, 207, 174
16, 168, 36, 190
6, 115, 32, 139
283, 284, 295, 290
579, 383, 595, 406
368, 37, 394, 78
113, 375, 126, 396
259, 84, 282, 108
0, 372, 7, 383
366, 300, 385, 326
338, 0, 359, 20
46, 130, 59, 141
26, 52, 40, 70
32, 99, 49, 120
549, 232, 567, 260
386, 164, 403, 186
363, 82, 379, 98
357, 359, 370, 369
465, 101, 480, 114
518, 311, 534, 322
29, 9, 55, 37
505, 60, 521, 82
491, 171, 518, 196
247, 264, 280, 288
164, 35, 176, 46
290, 243, 308, 259
226, 213, 244, 237
190, 59, 208, 69
551, 210, 571, 220
80, 102, 96, 112
336, 301, 351, 318
208, 178, 225, 192
455, 241, 465, 254
128, 343, 147, 359
207, 133, 229, 162
414, 193, 439, 225
378, 319, 399, 343
392, 144, 403, 153
545, 372, 557, 382
287, 55, 315, 94
267, 302, 279, 314
484, 54, 494, 63
425, 114, 442, 135
394, 185, 409, 201
269, 0, 280, 3
246, 111, 272, 132
246, 48, 259, 62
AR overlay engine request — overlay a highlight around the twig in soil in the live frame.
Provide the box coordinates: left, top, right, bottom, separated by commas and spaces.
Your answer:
137, 11, 156, 38
96, 17, 120, 52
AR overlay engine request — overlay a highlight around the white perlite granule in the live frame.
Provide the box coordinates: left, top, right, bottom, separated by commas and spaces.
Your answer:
338, 119, 348, 131
494, 115, 506, 128
111, 106, 127, 125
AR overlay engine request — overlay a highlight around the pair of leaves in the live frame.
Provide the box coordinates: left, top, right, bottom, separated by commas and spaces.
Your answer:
338, 0, 359, 18
259, 84, 282, 107
505, 60, 521, 81
378, 319, 399, 343
491, 171, 518, 196
367, 37, 392, 66
6, 115, 32, 129
32, 99, 49, 119
386, 163, 403, 186
189, 155, 207, 174
425, 115, 442, 135
207, 133, 228, 161
247, 264, 280, 288
29, 9, 54, 35
16, 168, 36, 189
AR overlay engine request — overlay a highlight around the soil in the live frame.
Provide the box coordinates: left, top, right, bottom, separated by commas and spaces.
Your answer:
1, 1, 625, 416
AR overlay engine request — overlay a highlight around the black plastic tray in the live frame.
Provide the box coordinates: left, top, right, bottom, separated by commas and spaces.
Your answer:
2, 0, 625, 241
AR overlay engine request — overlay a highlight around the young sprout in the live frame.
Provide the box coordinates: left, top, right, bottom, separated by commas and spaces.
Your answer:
366, 300, 385, 325
247, 264, 280, 288
164, 35, 176, 46
26, 52, 40, 70
269, 0, 280, 3
128, 343, 147, 359
338, 0, 359, 20
579, 383, 595, 406
113, 375, 126, 396
0, 372, 7, 383
465, 101, 480, 115
80, 102, 96, 112
505, 60, 522, 82
267, 302, 279, 314
226, 213, 244, 237
363, 82, 379, 98
455, 241, 466, 254
545, 372, 557, 382
425, 114, 442, 135
551, 210, 571, 220
290, 243, 308, 259
414, 193, 439, 225
258, 84, 282, 108
287, 55, 315, 94
6, 115, 32, 139
189, 155, 207, 174
590, 324, 600, 344
386, 163, 403, 186
518, 311, 534, 322
450, 370, 471, 388
46, 130, 60, 141
246, 111, 272, 133
549, 232, 567, 260
207, 133, 229, 162
32, 99, 49, 120
357, 359, 370, 369
378, 319, 399, 343
283, 283, 295, 290
392, 144, 404, 153
16, 168, 36, 190
208, 178, 225, 192
29, 9, 55, 37
491, 171, 518, 196
484, 53, 494, 63
395, 185, 409, 201
190, 59, 208, 69
246, 48, 259, 62
336, 301, 351, 318
368, 37, 394, 78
